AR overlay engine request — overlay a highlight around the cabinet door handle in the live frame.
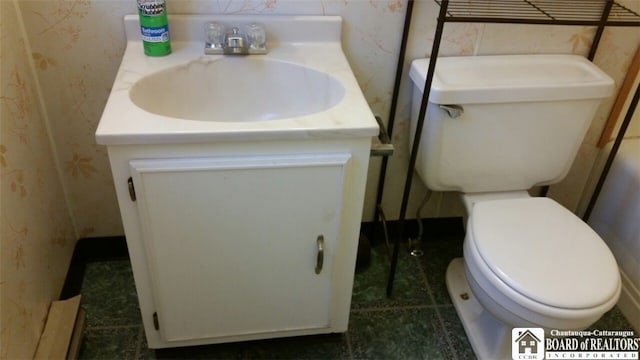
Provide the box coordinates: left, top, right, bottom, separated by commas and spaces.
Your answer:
315, 235, 324, 274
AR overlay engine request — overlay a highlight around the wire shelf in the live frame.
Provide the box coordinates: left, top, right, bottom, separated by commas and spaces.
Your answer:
435, 0, 640, 26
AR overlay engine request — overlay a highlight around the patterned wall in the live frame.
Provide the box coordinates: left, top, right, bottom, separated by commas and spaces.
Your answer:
15, 0, 640, 236
1, 1, 76, 358
1, 0, 638, 356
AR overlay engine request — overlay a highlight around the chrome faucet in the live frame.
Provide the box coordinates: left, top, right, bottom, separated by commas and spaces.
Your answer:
205, 22, 267, 55
225, 28, 245, 53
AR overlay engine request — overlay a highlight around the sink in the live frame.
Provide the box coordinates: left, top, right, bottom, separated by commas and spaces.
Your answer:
129, 58, 345, 122
96, 15, 377, 144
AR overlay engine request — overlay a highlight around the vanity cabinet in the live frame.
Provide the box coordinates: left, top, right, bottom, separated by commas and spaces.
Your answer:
106, 139, 370, 348
96, 13, 378, 350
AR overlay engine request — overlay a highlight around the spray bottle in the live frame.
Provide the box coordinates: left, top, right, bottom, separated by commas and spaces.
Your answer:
137, 0, 171, 56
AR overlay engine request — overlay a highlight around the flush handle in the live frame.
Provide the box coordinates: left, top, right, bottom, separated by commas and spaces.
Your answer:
440, 104, 464, 118
315, 235, 324, 274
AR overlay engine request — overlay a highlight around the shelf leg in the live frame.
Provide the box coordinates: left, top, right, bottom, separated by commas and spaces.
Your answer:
386, 0, 449, 297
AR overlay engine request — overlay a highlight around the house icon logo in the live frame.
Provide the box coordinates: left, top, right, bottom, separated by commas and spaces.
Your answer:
512, 327, 545, 360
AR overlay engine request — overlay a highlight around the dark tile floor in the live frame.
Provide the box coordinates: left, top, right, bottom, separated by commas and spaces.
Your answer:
77, 220, 634, 359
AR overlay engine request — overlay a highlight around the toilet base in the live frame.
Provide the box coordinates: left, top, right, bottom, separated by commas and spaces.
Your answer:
446, 258, 512, 360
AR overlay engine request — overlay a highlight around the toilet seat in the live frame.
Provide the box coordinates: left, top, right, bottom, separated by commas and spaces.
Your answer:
467, 197, 620, 311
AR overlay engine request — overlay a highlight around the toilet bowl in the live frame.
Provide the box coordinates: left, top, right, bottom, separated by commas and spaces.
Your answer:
408, 55, 620, 359
447, 195, 621, 359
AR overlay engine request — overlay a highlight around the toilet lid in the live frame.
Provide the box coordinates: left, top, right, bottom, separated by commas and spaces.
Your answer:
470, 197, 620, 309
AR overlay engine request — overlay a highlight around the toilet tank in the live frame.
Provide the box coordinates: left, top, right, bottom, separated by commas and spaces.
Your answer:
409, 54, 614, 193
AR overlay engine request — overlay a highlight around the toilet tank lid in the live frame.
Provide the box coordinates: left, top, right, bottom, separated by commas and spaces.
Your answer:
470, 197, 620, 309
409, 55, 614, 105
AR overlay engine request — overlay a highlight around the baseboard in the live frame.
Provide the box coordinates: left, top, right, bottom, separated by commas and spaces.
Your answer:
360, 217, 465, 245
59, 236, 128, 300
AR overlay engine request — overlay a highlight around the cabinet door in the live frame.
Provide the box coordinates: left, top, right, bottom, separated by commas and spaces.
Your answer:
129, 153, 350, 343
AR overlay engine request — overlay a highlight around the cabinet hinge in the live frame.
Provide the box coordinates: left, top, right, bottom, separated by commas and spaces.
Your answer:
127, 177, 136, 201
153, 312, 160, 330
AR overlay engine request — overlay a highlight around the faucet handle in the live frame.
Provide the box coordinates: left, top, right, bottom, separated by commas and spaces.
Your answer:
205, 22, 225, 49
204, 22, 267, 55
246, 23, 266, 50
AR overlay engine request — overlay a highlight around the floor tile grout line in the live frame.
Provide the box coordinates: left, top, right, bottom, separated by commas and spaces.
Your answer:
345, 330, 355, 360
84, 324, 142, 330
414, 255, 439, 306
134, 325, 145, 360
350, 304, 454, 314
414, 255, 460, 360
434, 299, 460, 360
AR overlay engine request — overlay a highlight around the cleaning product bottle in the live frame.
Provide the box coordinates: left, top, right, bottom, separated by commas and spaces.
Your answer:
137, 0, 171, 56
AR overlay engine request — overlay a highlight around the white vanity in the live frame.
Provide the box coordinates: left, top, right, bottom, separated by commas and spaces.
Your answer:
96, 15, 377, 348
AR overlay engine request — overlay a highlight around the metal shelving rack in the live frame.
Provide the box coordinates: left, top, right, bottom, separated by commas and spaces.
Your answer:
439, 0, 639, 24
383, 0, 640, 296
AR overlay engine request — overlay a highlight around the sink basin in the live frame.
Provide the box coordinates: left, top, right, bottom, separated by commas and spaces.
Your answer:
96, 15, 377, 144
130, 58, 345, 122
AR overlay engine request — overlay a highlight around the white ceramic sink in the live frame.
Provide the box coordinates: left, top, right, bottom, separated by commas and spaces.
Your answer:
96, 15, 377, 144
129, 57, 345, 122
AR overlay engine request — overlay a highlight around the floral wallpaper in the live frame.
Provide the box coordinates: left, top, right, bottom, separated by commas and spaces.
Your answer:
1, 0, 638, 355
14, 0, 637, 235
1, 0, 76, 358
18, 0, 130, 239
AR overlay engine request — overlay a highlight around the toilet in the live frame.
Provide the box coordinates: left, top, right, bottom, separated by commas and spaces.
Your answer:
409, 55, 621, 359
